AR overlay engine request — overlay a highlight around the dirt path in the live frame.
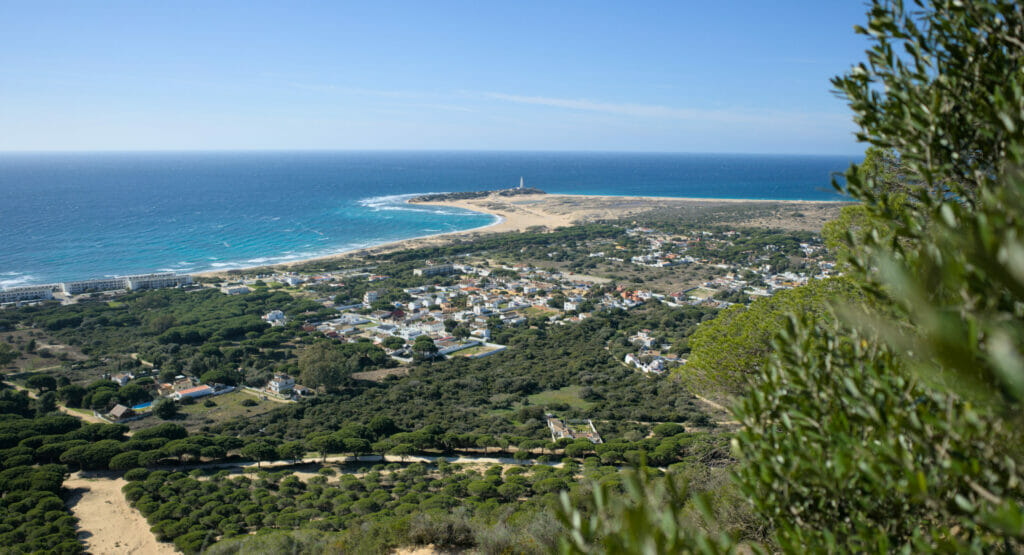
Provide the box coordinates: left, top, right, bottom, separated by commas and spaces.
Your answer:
694, 393, 729, 413
58, 405, 109, 425
693, 394, 740, 426
4, 380, 111, 425
130, 353, 155, 367
64, 473, 176, 555
173, 452, 564, 474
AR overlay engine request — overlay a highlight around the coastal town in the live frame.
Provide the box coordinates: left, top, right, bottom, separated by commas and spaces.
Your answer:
0, 196, 841, 552
2, 216, 835, 416
2, 223, 834, 371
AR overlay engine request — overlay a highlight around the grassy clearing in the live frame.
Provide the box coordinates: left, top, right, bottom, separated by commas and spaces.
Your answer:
351, 367, 410, 382
458, 344, 501, 357
170, 391, 281, 432
527, 385, 596, 410
0, 329, 87, 374
688, 286, 718, 300
523, 306, 558, 318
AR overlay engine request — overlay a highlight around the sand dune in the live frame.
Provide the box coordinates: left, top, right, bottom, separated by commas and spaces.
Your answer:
64, 473, 175, 555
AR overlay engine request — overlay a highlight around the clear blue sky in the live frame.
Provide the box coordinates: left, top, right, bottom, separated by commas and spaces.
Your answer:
0, 1, 871, 154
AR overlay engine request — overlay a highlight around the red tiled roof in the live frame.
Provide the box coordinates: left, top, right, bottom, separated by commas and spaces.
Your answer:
177, 385, 213, 395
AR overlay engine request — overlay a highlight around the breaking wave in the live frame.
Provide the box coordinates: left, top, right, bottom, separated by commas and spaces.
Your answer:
357, 193, 488, 217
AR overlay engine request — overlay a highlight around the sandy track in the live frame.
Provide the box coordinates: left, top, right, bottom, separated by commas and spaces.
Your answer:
64, 473, 176, 555
4, 381, 110, 425
58, 405, 109, 425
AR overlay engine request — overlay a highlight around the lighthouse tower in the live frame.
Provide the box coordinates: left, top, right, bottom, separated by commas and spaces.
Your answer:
519, 177, 524, 189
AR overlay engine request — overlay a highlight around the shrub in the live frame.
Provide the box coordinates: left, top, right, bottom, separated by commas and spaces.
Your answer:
406, 513, 475, 549
123, 468, 150, 481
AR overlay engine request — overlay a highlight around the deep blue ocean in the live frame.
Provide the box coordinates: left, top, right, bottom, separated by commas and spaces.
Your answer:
0, 151, 854, 286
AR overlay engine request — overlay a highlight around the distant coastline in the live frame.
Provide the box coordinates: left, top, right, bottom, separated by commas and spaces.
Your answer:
0, 151, 852, 286
2, 190, 848, 287
193, 191, 846, 278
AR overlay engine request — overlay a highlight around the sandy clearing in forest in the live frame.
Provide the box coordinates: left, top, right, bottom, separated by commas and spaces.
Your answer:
64, 473, 176, 555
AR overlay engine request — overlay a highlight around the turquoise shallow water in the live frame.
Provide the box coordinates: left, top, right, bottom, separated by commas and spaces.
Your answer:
0, 151, 853, 286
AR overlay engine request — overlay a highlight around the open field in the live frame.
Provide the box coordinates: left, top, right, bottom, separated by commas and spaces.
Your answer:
527, 385, 596, 411
165, 390, 282, 432
688, 286, 718, 300
458, 344, 504, 357
0, 329, 88, 374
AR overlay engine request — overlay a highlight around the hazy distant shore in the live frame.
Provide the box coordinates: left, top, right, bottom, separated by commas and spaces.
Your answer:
192, 192, 846, 278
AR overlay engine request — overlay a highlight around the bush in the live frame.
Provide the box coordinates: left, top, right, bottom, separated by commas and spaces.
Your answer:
406, 513, 475, 549
123, 468, 150, 481
108, 451, 141, 470
652, 423, 685, 437
154, 399, 177, 420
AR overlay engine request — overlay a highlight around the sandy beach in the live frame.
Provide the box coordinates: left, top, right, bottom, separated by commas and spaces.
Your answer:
194, 192, 845, 277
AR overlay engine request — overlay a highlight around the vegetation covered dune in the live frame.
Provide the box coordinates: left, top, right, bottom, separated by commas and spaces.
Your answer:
412, 192, 843, 234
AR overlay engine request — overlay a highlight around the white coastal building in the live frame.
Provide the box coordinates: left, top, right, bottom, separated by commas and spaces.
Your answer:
263, 310, 286, 326
267, 374, 295, 394
363, 290, 379, 307
125, 272, 192, 291
0, 284, 57, 303
413, 264, 456, 277
61, 277, 125, 295
59, 273, 191, 295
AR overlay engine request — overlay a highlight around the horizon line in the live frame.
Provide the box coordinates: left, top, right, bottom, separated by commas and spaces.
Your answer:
0, 147, 864, 158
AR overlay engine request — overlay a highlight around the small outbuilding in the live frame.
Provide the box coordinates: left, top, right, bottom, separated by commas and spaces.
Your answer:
107, 404, 136, 421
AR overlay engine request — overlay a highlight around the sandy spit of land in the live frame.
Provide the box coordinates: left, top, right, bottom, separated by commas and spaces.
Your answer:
64, 472, 176, 555
194, 192, 845, 278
